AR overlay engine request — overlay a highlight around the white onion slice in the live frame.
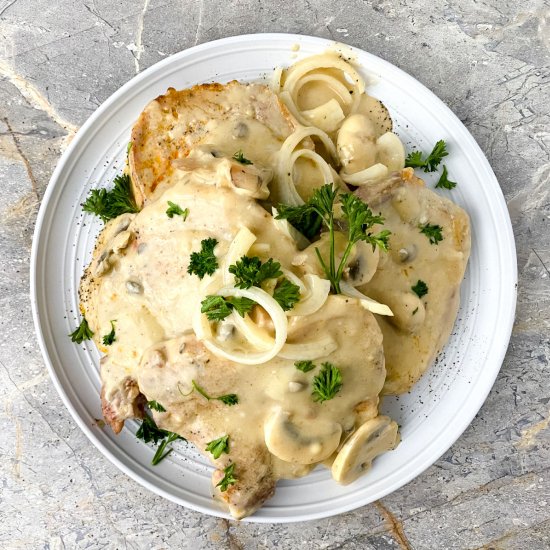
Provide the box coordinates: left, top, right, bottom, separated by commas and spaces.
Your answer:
340, 163, 389, 185
231, 311, 273, 351
301, 98, 345, 133
290, 274, 331, 316
283, 54, 365, 103
271, 66, 283, 92
278, 335, 338, 360
280, 268, 307, 294
193, 285, 288, 365
222, 226, 257, 285
340, 281, 393, 316
275, 125, 339, 206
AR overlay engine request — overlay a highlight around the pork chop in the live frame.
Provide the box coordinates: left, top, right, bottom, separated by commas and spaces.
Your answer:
356, 168, 471, 394
128, 81, 298, 206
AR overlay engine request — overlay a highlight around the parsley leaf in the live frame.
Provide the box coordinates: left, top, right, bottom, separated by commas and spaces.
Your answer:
419, 223, 443, 245
294, 185, 390, 293
101, 320, 116, 345
275, 203, 323, 240
405, 140, 449, 172
435, 165, 457, 190
232, 150, 253, 165
227, 296, 256, 317
200, 295, 256, 321
147, 400, 166, 412
69, 317, 94, 344
82, 174, 140, 222
229, 256, 283, 289
273, 278, 301, 311
188, 238, 219, 279
312, 362, 342, 403
411, 280, 429, 298
340, 193, 390, 252
205, 435, 230, 459
216, 463, 237, 492
166, 201, 189, 219
136, 414, 184, 466
295, 360, 316, 373
201, 295, 232, 321
192, 380, 239, 406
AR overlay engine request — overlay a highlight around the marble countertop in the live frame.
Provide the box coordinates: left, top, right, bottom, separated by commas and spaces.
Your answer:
1, 1, 549, 548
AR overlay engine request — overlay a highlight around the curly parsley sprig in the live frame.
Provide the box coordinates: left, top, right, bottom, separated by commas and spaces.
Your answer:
69, 316, 94, 344
136, 414, 184, 466
284, 184, 390, 294
216, 463, 237, 492
405, 140, 448, 173
102, 320, 116, 345
419, 223, 443, 245
312, 362, 343, 403
188, 238, 219, 279
82, 174, 140, 222
205, 435, 230, 459
229, 256, 282, 289
200, 295, 255, 321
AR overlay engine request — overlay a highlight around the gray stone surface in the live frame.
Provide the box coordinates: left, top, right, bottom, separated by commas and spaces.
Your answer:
0, 0, 549, 548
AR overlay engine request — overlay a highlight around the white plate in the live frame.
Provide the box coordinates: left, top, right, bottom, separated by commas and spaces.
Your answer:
30, 34, 517, 522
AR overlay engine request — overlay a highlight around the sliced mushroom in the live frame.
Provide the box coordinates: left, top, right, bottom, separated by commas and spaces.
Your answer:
111, 230, 133, 254
391, 186, 421, 223
331, 416, 400, 484
264, 408, 342, 464
356, 94, 393, 136
233, 121, 249, 138
379, 290, 426, 333
337, 114, 377, 173
229, 164, 272, 200
376, 132, 405, 172
344, 240, 380, 287
353, 397, 379, 427
126, 280, 143, 294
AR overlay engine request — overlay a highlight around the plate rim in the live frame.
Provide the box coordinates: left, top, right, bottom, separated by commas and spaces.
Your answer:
30, 32, 518, 523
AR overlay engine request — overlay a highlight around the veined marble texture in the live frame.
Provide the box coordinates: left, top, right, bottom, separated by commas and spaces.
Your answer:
0, 1, 549, 549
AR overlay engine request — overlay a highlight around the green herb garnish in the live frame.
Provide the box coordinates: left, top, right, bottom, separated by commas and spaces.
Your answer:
275, 203, 323, 240
273, 278, 301, 311
101, 320, 116, 345
216, 463, 238, 492
288, 185, 389, 293
192, 380, 239, 406
232, 150, 253, 165
82, 173, 140, 222
411, 280, 428, 298
435, 165, 457, 190
312, 362, 342, 403
135, 414, 184, 466
69, 316, 94, 344
419, 223, 443, 245
200, 295, 255, 321
294, 360, 316, 373
229, 256, 283, 289
205, 435, 230, 459
405, 140, 448, 172
147, 400, 166, 412
187, 238, 219, 279
166, 201, 189, 219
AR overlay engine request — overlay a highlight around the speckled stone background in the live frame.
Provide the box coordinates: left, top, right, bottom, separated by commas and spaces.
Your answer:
1, 1, 549, 548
